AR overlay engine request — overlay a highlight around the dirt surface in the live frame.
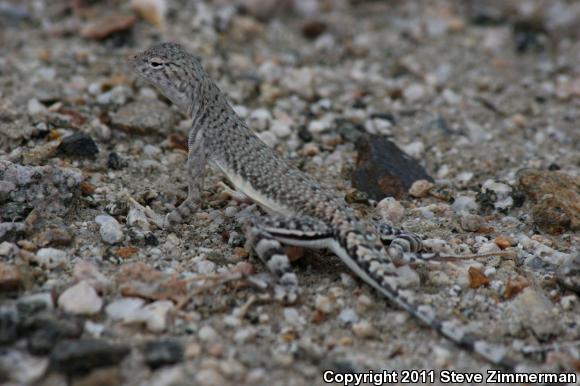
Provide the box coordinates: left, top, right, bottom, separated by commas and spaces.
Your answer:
1, 0, 579, 385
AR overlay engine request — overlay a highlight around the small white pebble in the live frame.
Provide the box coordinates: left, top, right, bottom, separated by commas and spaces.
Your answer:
409, 179, 434, 198
58, 281, 102, 315
338, 308, 358, 325
560, 295, 576, 311
198, 325, 218, 341
376, 197, 405, 223
314, 294, 333, 314
452, 196, 478, 213
351, 320, 374, 338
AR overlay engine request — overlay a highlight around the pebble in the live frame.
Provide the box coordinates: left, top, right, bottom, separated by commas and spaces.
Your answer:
455, 171, 474, 187
58, 133, 99, 158
17, 293, 54, 315
0, 307, 19, 344
441, 88, 461, 104
557, 254, 580, 294
142, 340, 184, 368
0, 262, 22, 291
95, 215, 124, 244
409, 179, 434, 198
403, 83, 426, 103
314, 294, 333, 314
110, 100, 177, 134
127, 206, 150, 231
301, 143, 319, 156
364, 117, 392, 135
351, 320, 374, 338
395, 265, 420, 288
247, 108, 271, 131
494, 236, 512, 250
460, 213, 485, 232
452, 196, 479, 213
84, 320, 105, 338
270, 119, 292, 138
58, 281, 103, 315
401, 141, 425, 158
560, 295, 576, 311
338, 308, 358, 325
510, 288, 558, 339
130, 0, 167, 26
105, 297, 145, 320
72, 260, 110, 292
376, 197, 405, 223
27, 98, 47, 115
196, 259, 216, 275
125, 300, 174, 332
281, 67, 315, 99
196, 368, 226, 386
481, 180, 513, 210
233, 327, 256, 343
49, 339, 130, 375
283, 308, 304, 326
256, 131, 277, 147
307, 119, 327, 134
0, 349, 49, 384
81, 12, 136, 40
34, 247, 67, 268
198, 325, 218, 342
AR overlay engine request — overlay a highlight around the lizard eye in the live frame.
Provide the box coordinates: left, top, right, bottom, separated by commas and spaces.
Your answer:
148, 58, 165, 69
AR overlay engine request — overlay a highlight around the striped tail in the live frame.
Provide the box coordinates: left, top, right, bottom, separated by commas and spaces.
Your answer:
331, 219, 518, 369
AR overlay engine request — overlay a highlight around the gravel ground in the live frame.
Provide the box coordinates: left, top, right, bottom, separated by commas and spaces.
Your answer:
1, 0, 579, 385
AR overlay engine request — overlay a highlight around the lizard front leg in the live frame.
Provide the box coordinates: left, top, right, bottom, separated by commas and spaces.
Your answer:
165, 127, 206, 228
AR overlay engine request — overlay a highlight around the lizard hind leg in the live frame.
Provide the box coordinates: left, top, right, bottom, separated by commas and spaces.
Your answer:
245, 216, 334, 303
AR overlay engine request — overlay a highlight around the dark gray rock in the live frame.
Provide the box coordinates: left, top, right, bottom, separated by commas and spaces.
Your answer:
0, 307, 19, 344
58, 132, 99, 158
351, 135, 433, 200
142, 340, 184, 368
21, 312, 83, 355
50, 339, 130, 375
107, 152, 126, 170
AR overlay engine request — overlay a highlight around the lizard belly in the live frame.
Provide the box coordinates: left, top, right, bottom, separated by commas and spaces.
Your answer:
211, 160, 295, 217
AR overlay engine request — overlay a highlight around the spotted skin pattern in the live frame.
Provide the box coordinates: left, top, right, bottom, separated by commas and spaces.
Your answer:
129, 42, 518, 369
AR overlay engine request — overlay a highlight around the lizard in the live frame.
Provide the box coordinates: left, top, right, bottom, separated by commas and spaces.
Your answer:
128, 42, 519, 369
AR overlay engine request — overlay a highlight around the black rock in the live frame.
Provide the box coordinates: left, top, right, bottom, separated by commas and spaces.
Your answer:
107, 152, 126, 170
298, 125, 313, 142
512, 20, 546, 53
50, 339, 130, 375
58, 132, 99, 158
21, 312, 83, 355
351, 135, 433, 200
142, 340, 183, 369
144, 233, 159, 246
0, 307, 19, 344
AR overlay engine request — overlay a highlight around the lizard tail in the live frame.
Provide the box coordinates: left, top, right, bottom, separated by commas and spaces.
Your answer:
332, 224, 518, 370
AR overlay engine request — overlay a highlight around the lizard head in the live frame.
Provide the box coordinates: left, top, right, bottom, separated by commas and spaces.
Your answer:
129, 42, 204, 115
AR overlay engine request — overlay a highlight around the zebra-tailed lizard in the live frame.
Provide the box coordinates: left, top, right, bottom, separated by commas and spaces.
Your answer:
129, 42, 519, 369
